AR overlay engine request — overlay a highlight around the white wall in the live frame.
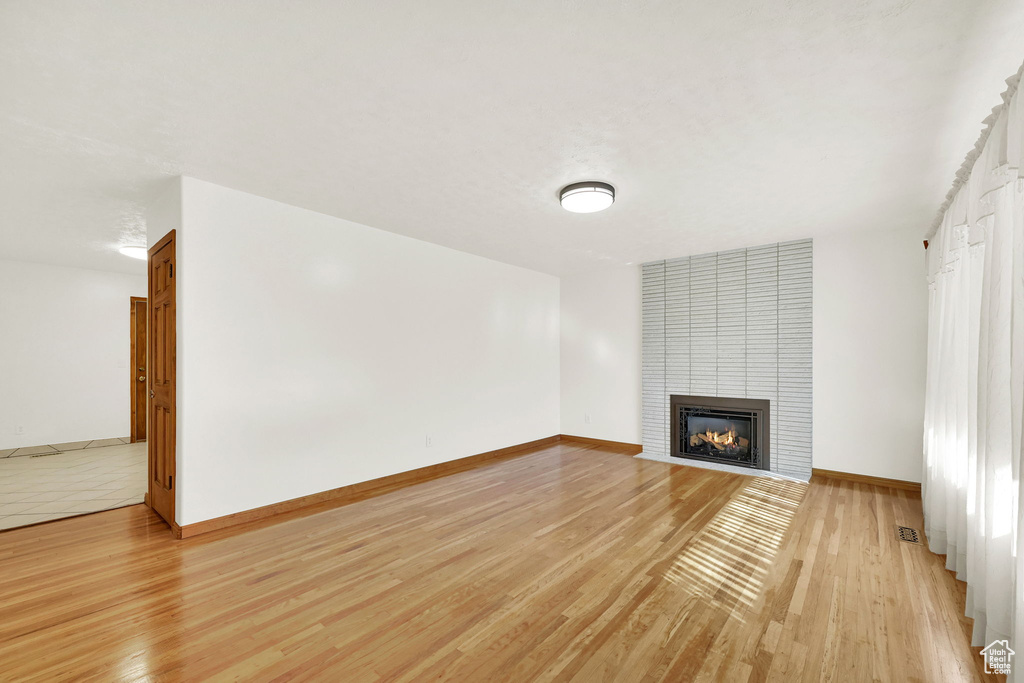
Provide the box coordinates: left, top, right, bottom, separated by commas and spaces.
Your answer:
812, 227, 927, 483
0, 259, 147, 449
560, 266, 641, 444
145, 175, 924, 527
146, 176, 181, 250
561, 230, 928, 483
164, 178, 560, 525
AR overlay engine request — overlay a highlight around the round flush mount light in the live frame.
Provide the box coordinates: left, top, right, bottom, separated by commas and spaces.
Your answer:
119, 245, 148, 260
559, 181, 615, 213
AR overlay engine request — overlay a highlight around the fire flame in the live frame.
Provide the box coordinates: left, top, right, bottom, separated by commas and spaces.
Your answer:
704, 428, 738, 446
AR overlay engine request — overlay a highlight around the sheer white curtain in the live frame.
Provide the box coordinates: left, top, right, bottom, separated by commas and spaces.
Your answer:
923, 65, 1024, 676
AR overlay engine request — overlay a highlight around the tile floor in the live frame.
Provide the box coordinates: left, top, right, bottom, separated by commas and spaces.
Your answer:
0, 436, 133, 459
0, 442, 146, 530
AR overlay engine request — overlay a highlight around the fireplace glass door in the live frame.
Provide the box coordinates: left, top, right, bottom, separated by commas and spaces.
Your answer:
679, 407, 760, 467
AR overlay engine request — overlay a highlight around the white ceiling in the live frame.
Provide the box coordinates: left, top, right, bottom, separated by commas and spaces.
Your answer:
1, 1, 1023, 276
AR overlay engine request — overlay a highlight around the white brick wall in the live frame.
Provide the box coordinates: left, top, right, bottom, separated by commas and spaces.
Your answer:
641, 239, 813, 479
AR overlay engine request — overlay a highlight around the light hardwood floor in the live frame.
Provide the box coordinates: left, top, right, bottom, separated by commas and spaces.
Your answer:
0, 441, 995, 681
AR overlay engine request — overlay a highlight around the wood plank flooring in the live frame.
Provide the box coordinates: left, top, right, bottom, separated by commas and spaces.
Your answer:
0, 441, 995, 681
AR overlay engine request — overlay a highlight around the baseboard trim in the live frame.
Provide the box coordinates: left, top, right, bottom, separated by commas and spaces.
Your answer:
559, 434, 643, 454
176, 435, 561, 539
811, 468, 921, 492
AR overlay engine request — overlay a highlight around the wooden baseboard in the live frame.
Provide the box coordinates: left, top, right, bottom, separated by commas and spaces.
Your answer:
559, 434, 643, 455
811, 468, 921, 492
177, 435, 561, 539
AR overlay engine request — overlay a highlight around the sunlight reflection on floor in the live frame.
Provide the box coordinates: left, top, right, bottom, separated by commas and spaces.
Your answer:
664, 477, 806, 619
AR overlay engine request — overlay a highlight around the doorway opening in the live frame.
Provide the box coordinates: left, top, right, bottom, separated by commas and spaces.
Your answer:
0, 264, 148, 531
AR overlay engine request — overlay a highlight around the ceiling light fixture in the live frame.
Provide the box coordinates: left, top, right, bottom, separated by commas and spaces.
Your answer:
119, 245, 148, 260
560, 181, 615, 213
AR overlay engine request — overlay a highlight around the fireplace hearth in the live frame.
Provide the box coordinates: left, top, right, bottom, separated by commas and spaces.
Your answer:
670, 395, 770, 471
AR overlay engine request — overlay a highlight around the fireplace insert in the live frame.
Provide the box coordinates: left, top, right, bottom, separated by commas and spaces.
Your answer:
670, 395, 770, 470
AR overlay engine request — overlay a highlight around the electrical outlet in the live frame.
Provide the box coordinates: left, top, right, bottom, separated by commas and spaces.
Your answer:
425, 435, 432, 448
585, 413, 592, 424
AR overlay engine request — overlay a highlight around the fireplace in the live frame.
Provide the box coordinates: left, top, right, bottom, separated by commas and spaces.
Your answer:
670, 395, 770, 471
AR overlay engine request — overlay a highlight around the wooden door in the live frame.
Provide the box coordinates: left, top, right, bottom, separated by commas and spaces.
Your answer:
130, 297, 148, 442
148, 231, 176, 527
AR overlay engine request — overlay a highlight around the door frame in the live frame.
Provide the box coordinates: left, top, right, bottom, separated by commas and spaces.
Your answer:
147, 229, 177, 532
129, 296, 147, 443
